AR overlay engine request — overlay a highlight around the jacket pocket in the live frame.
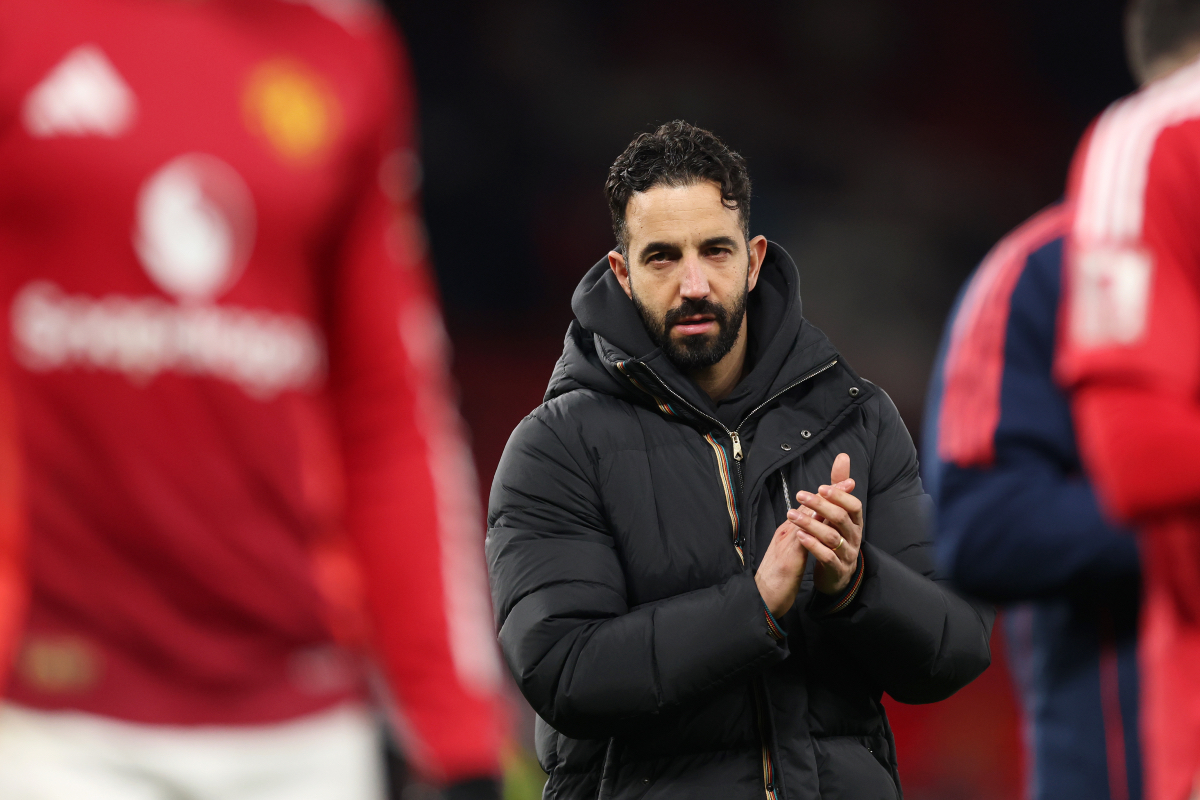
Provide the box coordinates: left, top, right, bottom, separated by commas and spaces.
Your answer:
812, 736, 899, 800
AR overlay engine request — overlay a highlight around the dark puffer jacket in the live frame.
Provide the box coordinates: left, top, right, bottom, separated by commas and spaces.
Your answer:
486, 243, 994, 800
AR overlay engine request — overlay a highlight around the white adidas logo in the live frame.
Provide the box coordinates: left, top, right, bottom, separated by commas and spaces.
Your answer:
22, 44, 137, 139
278, 0, 378, 32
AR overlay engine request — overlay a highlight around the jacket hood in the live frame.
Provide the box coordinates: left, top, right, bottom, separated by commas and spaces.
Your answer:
546, 242, 840, 428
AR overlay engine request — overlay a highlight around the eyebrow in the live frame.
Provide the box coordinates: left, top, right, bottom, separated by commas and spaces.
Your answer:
638, 236, 741, 263
638, 241, 676, 262
701, 236, 740, 250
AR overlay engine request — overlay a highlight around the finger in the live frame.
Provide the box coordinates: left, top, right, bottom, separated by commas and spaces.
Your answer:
788, 500, 822, 523
795, 485, 854, 518
794, 496, 832, 526
803, 484, 861, 531
802, 482, 853, 500
830, 453, 851, 486
796, 529, 850, 572
818, 484, 863, 527
790, 512, 851, 558
791, 503, 858, 563
793, 491, 852, 538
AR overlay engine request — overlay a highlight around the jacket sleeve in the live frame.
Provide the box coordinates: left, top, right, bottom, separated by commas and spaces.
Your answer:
928, 235, 1137, 602
487, 411, 788, 740
816, 389, 994, 704
326, 24, 505, 783
937, 461, 1137, 602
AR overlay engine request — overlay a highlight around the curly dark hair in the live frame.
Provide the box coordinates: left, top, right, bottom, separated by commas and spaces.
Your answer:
604, 120, 751, 255
1127, 0, 1200, 82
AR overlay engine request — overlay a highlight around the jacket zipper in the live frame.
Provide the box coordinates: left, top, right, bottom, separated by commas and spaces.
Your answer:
631, 358, 838, 556
640, 356, 838, 483
753, 684, 781, 800
630, 358, 837, 800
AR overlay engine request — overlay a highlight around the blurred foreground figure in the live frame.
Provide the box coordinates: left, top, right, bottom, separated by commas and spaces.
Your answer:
0, 357, 25, 695
0, 1, 505, 798
925, 205, 1142, 800
485, 121, 994, 800
1057, 1, 1200, 798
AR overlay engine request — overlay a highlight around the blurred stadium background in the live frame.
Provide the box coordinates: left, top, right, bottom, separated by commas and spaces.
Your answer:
381, 1, 1136, 798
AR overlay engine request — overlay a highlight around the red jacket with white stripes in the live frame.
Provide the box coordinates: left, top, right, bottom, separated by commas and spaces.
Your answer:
1057, 53, 1200, 800
0, 0, 504, 782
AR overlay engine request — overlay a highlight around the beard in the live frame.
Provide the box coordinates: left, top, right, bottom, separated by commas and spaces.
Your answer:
631, 280, 748, 373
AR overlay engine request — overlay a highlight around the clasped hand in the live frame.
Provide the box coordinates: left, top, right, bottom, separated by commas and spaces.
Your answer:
755, 453, 864, 617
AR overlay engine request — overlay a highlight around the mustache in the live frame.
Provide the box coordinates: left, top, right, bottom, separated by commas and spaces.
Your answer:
663, 298, 729, 330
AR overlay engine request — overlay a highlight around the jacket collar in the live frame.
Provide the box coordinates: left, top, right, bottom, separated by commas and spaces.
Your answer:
551, 241, 840, 429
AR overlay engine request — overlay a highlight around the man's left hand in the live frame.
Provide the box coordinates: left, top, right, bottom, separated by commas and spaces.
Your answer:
787, 453, 863, 595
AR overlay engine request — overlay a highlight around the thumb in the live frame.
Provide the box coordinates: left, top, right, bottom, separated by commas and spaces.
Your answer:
830, 452, 851, 486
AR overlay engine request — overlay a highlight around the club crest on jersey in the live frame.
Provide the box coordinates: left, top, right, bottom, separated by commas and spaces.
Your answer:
1068, 244, 1153, 347
242, 59, 340, 164
16, 635, 102, 694
21, 44, 137, 139
134, 154, 256, 303
9, 154, 327, 399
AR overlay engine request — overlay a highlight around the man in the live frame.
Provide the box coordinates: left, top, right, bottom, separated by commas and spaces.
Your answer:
1057, 2, 1200, 798
486, 121, 994, 800
0, 1, 505, 798
924, 204, 1142, 800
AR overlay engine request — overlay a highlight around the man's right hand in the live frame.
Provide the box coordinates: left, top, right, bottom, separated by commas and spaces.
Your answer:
755, 519, 810, 617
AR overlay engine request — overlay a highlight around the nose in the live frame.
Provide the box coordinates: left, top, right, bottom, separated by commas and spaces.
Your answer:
679, 253, 710, 300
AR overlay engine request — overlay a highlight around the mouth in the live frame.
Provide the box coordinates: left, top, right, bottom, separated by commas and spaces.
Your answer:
671, 315, 717, 336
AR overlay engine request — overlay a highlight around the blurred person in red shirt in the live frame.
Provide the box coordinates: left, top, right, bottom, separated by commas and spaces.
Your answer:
0, 1, 506, 798
1057, 1, 1200, 798
0, 355, 25, 696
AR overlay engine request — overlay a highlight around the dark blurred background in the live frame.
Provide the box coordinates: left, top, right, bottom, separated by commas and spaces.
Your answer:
383, 2, 1135, 798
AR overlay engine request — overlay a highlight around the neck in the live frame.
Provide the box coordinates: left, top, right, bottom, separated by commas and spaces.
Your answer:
1144, 39, 1200, 84
690, 317, 749, 402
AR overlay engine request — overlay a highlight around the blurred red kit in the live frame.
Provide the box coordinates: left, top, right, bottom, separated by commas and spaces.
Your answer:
1058, 55, 1200, 800
0, 355, 24, 693
0, 0, 503, 781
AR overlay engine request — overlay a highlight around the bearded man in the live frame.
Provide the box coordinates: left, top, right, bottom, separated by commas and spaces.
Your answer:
485, 121, 994, 800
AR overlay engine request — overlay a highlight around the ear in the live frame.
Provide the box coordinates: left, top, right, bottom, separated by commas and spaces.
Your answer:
608, 250, 634, 299
746, 235, 768, 292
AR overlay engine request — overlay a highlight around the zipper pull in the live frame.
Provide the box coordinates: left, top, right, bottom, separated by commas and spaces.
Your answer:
730, 431, 744, 461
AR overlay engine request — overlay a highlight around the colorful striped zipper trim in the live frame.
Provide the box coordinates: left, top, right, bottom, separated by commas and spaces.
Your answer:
826, 552, 866, 615
754, 688, 779, 800
613, 361, 743, 564
702, 433, 742, 563
762, 742, 778, 800
615, 361, 679, 416
763, 604, 786, 641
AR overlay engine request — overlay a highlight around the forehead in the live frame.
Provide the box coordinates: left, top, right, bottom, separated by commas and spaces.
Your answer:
624, 181, 742, 247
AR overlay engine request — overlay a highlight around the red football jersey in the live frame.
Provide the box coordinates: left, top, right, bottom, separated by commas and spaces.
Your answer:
1057, 55, 1200, 800
0, 0, 504, 781
0, 353, 25, 693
